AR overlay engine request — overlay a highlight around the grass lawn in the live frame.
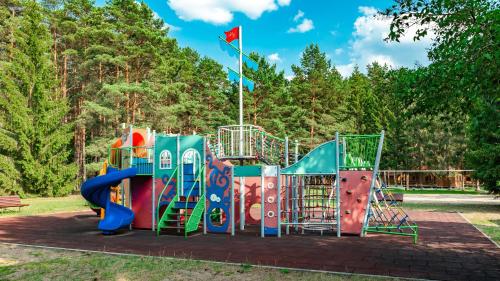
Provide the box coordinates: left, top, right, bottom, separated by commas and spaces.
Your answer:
385, 188, 484, 195
404, 203, 500, 244
0, 244, 397, 281
0, 195, 89, 218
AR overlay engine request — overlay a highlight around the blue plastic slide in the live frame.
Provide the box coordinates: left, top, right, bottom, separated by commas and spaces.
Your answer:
81, 167, 137, 234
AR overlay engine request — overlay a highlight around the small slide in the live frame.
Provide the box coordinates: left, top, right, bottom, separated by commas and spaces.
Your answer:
81, 167, 137, 234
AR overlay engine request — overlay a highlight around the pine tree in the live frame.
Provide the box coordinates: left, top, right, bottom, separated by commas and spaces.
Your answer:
244, 52, 288, 136
290, 44, 352, 146
0, 63, 28, 196
1, 0, 76, 196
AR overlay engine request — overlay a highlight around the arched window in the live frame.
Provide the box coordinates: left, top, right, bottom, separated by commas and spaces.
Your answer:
182, 149, 200, 175
159, 150, 172, 169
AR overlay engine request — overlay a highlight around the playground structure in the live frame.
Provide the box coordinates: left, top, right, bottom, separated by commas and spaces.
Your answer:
80, 26, 417, 243
80, 125, 418, 242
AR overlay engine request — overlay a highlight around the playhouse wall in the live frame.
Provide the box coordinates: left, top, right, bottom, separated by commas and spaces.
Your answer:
234, 177, 261, 225
130, 176, 153, 229
205, 149, 233, 233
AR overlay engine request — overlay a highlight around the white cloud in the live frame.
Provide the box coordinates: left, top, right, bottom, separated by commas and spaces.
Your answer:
267, 53, 281, 63
277, 0, 291, 6
163, 22, 181, 32
330, 30, 337, 36
288, 18, 314, 33
167, 0, 289, 25
334, 48, 343, 55
285, 75, 294, 81
358, 6, 378, 15
293, 10, 304, 22
336, 6, 432, 77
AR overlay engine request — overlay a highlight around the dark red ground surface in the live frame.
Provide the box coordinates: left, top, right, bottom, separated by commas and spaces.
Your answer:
0, 210, 498, 280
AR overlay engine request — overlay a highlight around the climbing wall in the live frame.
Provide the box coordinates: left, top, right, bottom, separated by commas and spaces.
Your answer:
205, 149, 233, 233
339, 170, 372, 235
263, 166, 279, 236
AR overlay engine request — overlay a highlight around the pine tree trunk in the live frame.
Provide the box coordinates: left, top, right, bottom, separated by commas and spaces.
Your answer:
132, 79, 139, 124
99, 62, 102, 83
125, 62, 130, 124
253, 91, 257, 125
9, 8, 15, 60
62, 54, 67, 99
310, 95, 316, 146
75, 90, 86, 187
53, 29, 58, 80
115, 65, 120, 133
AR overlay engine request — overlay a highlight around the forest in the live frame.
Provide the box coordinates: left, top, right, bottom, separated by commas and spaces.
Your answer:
0, 0, 498, 196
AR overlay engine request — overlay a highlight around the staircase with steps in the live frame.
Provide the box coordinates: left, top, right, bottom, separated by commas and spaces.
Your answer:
157, 165, 205, 237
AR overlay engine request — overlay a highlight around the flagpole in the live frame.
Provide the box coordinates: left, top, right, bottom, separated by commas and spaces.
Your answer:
238, 25, 243, 156
238, 25, 245, 230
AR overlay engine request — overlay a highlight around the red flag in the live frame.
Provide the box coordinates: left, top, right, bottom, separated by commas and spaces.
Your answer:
224, 27, 239, 43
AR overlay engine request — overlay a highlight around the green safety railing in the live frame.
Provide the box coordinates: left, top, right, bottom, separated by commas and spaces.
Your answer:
339, 134, 381, 169
109, 145, 154, 175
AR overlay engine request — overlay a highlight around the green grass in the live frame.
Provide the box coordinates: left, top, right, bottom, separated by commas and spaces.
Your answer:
385, 188, 483, 195
0, 195, 89, 217
404, 203, 500, 244
0, 244, 399, 281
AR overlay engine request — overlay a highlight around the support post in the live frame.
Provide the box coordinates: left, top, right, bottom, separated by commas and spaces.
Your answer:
277, 167, 281, 238
361, 130, 385, 237
151, 130, 156, 231
335, 132, 341, 237
239, 176, 245, 230
231, 166, 235, 236
260, 168, 265, 238
285, 173, 290, 235
177, 135, 180, 196
203, 137, 207, 235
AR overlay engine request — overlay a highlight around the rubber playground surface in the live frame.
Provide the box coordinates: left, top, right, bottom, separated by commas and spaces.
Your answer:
0, 210, 498, 281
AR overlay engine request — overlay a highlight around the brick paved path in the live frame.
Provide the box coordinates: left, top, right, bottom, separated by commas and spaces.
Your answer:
0, 211, 498, 280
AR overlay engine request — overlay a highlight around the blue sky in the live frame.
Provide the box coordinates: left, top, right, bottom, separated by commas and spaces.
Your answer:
96, 0, 432, 78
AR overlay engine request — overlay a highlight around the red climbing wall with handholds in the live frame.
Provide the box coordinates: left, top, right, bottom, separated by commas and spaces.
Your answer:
339, 170, 372, 235
263, 166, 279, 236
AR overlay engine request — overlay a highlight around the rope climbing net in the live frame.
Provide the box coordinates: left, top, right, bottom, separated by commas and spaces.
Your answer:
280, 175, 338, 235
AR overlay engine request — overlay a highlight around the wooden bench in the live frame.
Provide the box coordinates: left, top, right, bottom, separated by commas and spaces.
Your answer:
0, 195, 29, 211
376, 193, 404, 203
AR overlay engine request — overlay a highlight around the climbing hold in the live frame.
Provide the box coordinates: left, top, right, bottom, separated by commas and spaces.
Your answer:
361, 175, 367, 181
346, 190, 352, 195
345, 210, 351, 214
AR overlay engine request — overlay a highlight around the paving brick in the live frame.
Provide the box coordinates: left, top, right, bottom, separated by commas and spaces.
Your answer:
0, 210, 498, 281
